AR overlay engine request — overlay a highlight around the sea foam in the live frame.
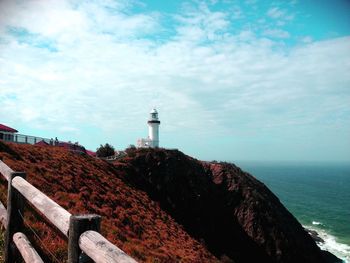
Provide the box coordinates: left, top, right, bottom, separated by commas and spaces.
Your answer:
305, 224, 350, 263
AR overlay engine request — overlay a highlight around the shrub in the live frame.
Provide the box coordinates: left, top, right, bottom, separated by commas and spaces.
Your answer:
125, 146, 137, 157
96, 143, 115, 157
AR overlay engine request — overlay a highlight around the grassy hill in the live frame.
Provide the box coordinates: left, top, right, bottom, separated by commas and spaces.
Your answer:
0, 141, 217, 262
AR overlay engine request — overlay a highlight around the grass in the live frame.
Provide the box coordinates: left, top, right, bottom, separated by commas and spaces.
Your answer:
0, 143, 220, 262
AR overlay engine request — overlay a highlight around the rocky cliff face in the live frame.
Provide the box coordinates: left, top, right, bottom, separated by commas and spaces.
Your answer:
118, 148, 340, 263
0, 142, 340, 262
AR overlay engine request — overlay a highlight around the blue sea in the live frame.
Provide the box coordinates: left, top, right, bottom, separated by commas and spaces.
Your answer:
236, 161, 350, 263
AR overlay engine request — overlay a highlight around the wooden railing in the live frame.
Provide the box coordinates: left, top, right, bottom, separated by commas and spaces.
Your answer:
0, 159, 137, 263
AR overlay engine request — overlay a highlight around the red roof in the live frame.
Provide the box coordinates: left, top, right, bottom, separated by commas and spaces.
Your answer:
86, 150, 96, 157
0, 124, 18, 133
57, 142, 86, 153
35, 140, 50, 146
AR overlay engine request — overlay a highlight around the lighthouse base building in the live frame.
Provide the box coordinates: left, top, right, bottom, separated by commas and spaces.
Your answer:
137, 109, 160, 148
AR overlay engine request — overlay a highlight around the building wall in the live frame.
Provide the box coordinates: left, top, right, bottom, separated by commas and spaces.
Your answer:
0, 131, 15, 141
137, 138, 152, 148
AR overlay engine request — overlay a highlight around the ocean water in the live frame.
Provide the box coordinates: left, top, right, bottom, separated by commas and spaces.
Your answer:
236, 161, 350, 263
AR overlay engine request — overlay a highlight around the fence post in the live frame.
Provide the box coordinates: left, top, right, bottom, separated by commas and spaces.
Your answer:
68, 214, 101, 263
4, 172, 26, 263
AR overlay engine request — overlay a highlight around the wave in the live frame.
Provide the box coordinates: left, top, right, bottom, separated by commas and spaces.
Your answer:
305, 224, 350, 263
312, 221, 323, 226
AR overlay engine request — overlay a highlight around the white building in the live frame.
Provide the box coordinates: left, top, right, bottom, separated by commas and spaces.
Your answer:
137, 108, 161, 148
0, 124, 18, 142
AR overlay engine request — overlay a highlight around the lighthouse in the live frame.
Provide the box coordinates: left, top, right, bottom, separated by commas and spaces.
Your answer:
137, 108, 161, 148
147, 108, 160, 147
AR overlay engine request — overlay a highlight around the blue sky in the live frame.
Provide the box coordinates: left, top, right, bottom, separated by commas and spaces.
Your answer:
0, 0, 349, 162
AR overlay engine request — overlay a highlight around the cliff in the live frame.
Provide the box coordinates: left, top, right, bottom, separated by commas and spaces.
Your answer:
0, 142, 341, 262
116, 148, 341, 263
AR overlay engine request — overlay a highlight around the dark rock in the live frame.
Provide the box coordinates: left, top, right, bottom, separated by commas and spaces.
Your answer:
306, 228, 325, 244
120, 148, 340, 263
321, 250, 344, 263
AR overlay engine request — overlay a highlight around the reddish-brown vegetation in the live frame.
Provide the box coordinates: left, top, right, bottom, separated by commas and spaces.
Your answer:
0, 142, 340, 263
0, 142, 218, 262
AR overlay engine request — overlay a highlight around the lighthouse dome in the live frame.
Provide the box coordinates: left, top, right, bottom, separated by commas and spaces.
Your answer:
150, 108, 158, 114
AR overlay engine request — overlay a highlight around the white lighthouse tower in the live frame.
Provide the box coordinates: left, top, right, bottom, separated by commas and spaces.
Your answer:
137, 108, 161, 148
147, 108, 160, 147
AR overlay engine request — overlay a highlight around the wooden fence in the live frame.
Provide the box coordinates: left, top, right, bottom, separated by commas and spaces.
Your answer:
0, 160, 137, 263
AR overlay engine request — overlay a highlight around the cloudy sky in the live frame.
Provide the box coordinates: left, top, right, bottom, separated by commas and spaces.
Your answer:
0, 0, 349, 162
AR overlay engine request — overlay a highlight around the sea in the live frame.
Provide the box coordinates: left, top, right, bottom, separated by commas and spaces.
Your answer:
236, 161, 350, 263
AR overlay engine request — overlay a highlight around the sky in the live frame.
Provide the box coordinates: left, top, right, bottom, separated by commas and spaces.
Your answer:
0, 0, 349, 162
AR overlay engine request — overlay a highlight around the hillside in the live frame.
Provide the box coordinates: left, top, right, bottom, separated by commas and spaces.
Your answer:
0, 141, 341, 262
0, 141, 218, 262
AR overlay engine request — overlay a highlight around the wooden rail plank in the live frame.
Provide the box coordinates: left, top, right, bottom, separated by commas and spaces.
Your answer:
0, 201, 6, 228
1, 161, 137, 263
79, 230, 138, 263
0, 160, 14, 181
13, 232, 44, 263
12, 176, 71, 236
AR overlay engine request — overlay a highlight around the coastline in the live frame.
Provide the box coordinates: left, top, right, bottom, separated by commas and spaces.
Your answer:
237, 161, 350, 263
305, 224, 350, 263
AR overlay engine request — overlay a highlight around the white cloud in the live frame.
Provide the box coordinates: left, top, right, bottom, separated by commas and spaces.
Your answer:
267, 7, 286, 19
0, 0, 349, 158
301, 36, 313, 43
0, 1, 87, 38
174, 2, 229, 42
266, 6, 294, 26
263, 29, 290, 39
